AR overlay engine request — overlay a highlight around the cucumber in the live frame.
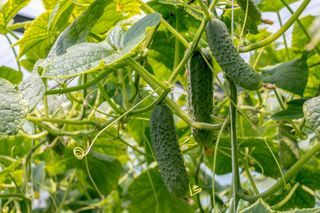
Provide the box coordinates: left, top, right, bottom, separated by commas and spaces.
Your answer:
236, 0, 262, 21
205, 18, 262, 90
150, 104, 189, 197
303, 96, 320, 134
187, 50, 215, 145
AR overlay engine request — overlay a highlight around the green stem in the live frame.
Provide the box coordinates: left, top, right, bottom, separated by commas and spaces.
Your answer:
7, 21, 31, 31
239, 0, 311, 52
195, 152, 205, 213
196, 0, 212, 20
272, 183, 300, 209
45, 68, 114, 95
26, 116, 100, 127
137, 0, 190, 48
274, 89, 286, 110
229, 79, 241, 213
4, 34, 21, 72
173, 8, 182, 70
276, 11, 290, 59
280, 0, 320, 56
168, 18, 207, 83
244, 149, 259, 195
239, 142, 320, 201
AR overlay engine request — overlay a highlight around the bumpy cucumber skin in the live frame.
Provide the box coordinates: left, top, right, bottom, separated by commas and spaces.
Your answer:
303, 96, 320, 135
150, 104, 189, 198
205, 19, 262, 90
236, 0, 262, 21
187, 51, 215, 145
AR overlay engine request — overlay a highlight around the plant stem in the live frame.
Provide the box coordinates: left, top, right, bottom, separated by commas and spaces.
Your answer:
168, 18, 207, 83
4, 34, 21, 72
26, 116, 100, 127
239, 0, 311, 52
229, 79, 241, 213
239, 142, 320, 201
45, 68, 114, 95
196, 0, 211, 20
280, 0, 320, 56
272, 183, 300, 209
276, 11, 290, 59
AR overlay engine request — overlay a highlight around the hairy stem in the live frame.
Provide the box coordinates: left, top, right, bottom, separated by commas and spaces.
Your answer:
229, 79, 241, 213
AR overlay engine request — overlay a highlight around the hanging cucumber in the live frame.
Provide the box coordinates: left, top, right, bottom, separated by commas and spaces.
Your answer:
205, 18, 262, 90
150, 104, 189, 198
187, 50, 215, 145
236, 0, 262, 21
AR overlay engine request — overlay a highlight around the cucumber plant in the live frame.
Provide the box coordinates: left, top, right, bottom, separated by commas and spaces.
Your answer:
0, 0, 319, 212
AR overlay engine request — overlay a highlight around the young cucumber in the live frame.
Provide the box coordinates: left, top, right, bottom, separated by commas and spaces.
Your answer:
150, 104, 189, 198
187, 50, 215, 145
206, 18, 262, 90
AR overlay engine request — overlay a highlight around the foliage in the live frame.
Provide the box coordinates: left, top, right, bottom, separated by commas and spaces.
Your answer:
0, 0, 320, 212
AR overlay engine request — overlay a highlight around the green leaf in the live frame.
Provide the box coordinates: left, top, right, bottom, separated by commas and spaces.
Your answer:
282, 209, 320, 213
32, 163, 46, 192
16, 0, 74, 58
16, 11, 53, 58
0, 78, 26, 136
127, 169, 194, 213
272, 99, 305, 121
47, 0, 74, 35
240, 199, 273, 213
278, 123, 300, 169
304, 54, 320, 97
42, 13, 161, 78
49, 0, 111, 56
303, 96, 320, 134
259, 0, 300, 12
296, 159, 320, 191
1, 0, 30, 26
222, 7, 259, 35
261, 57, 308, 96
0, 66, 22, 84
292, 16, 318, 51
268, 186, 315, 210
207, 137, 280, 178
82, 152, 123, 196
18, 72, 45, 111
307, 16, 320, 50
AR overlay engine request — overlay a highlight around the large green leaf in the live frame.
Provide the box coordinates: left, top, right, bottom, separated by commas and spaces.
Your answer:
207, 137, 280, 178
303, 96, 320, 134
82, 152, 123, 196
0, 66, 22, 84
307, 16, 320, 50
292, 16, 318, 51
296, 159, 320, 191
18, 72, 45, 111
0, 0, 30, 27
127, 169, 194, 213
49, 0, 111, 56
259, 0, 300, 12
268, 186, 315, 210
0, 78, 26, 136
240, 199, 273, 213
272, 99, 305, 121
42, 13, 161, 78
16, 11, 52, 58
261, 56, 308, 97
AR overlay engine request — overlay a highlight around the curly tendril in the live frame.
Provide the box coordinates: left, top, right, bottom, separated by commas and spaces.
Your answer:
73, 88, 164, 160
